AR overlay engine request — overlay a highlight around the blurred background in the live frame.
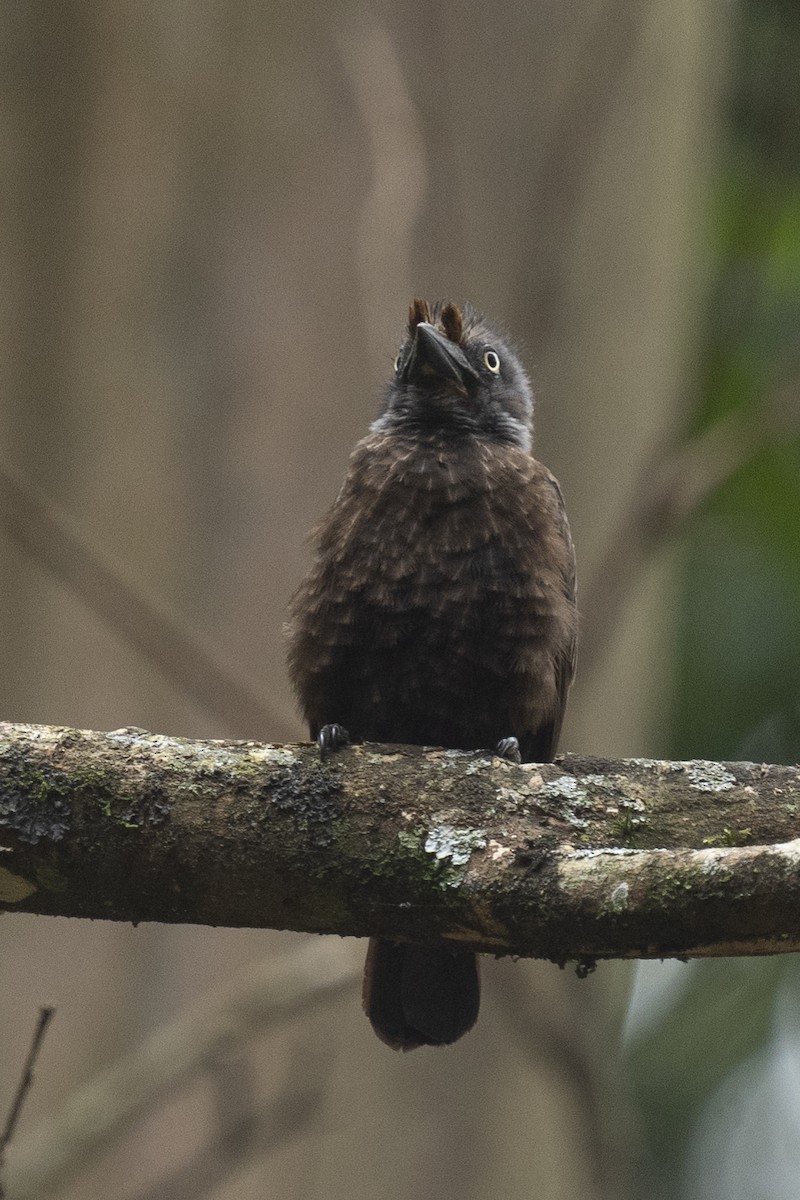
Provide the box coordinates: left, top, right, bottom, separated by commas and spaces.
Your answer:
1, 1, 799, 1197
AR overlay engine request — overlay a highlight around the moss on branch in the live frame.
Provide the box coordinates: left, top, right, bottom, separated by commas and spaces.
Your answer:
1, 721, 799, 961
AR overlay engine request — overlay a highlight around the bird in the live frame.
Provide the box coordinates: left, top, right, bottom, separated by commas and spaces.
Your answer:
286, 298, 578, 1050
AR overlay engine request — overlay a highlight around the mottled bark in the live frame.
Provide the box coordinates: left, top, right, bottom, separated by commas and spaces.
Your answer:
1, 720, 798, 961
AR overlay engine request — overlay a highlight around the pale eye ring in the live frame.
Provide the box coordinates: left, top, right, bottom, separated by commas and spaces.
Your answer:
393, 354, 401, 372
483, 349, 501, 373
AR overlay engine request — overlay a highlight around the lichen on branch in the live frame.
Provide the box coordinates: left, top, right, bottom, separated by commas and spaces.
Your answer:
1, 721, 799, 961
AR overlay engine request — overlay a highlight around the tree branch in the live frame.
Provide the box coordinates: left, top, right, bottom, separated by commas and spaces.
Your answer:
6, 940, 354, 1200
0, 1006, 55, 1200
579, 390, 800, 680
1, 720, 799, 960
0, 456, 295, 739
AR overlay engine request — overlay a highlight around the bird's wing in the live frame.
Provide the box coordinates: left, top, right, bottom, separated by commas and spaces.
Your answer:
519, 470, 578, 764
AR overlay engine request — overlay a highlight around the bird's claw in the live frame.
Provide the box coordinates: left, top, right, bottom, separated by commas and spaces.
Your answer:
495, 736, 521, 764
317, 723, 350, 758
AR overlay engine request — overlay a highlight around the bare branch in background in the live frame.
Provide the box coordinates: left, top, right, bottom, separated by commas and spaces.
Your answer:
496, 972, 615, 1198
122, 1031, 334, 1200
0, 1006, 55, 1200
123, 1086, 321, 1200
6, 940, 355, 1200
580, 394, 800, 679
0, 456, 295, 740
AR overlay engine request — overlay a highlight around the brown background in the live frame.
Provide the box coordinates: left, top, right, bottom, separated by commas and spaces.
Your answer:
0, 4, 725, 1197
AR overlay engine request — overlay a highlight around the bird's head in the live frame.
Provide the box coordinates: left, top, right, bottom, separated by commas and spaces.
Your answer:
372, 299, 533, 451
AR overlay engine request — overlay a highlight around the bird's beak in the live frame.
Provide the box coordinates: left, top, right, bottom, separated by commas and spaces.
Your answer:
399, 321, 479, 390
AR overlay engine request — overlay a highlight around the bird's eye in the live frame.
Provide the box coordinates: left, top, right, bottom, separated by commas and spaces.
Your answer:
483, 349, 501, 373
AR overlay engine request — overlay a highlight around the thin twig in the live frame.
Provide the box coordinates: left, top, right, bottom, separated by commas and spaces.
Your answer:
6, 941, 356, 1200
0, 1006, 55, 1198
579, 400, 798, 679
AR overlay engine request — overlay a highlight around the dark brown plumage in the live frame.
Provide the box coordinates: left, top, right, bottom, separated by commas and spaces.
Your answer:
287, 300, 577, 1049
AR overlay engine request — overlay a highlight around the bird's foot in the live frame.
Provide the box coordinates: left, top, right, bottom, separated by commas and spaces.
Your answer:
494, 736, 521, 764
317, 723, 350, 758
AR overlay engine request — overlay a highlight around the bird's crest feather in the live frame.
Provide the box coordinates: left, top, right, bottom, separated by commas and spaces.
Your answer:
408, 298, 432, 333
440, 302, 463, 344
409, 298, 465, 345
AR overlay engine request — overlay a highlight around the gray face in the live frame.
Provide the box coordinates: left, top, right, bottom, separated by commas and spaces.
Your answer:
372, 299, 534, 452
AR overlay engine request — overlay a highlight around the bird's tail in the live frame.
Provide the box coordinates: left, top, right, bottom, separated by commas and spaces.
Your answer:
362, 937, 480, 1050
